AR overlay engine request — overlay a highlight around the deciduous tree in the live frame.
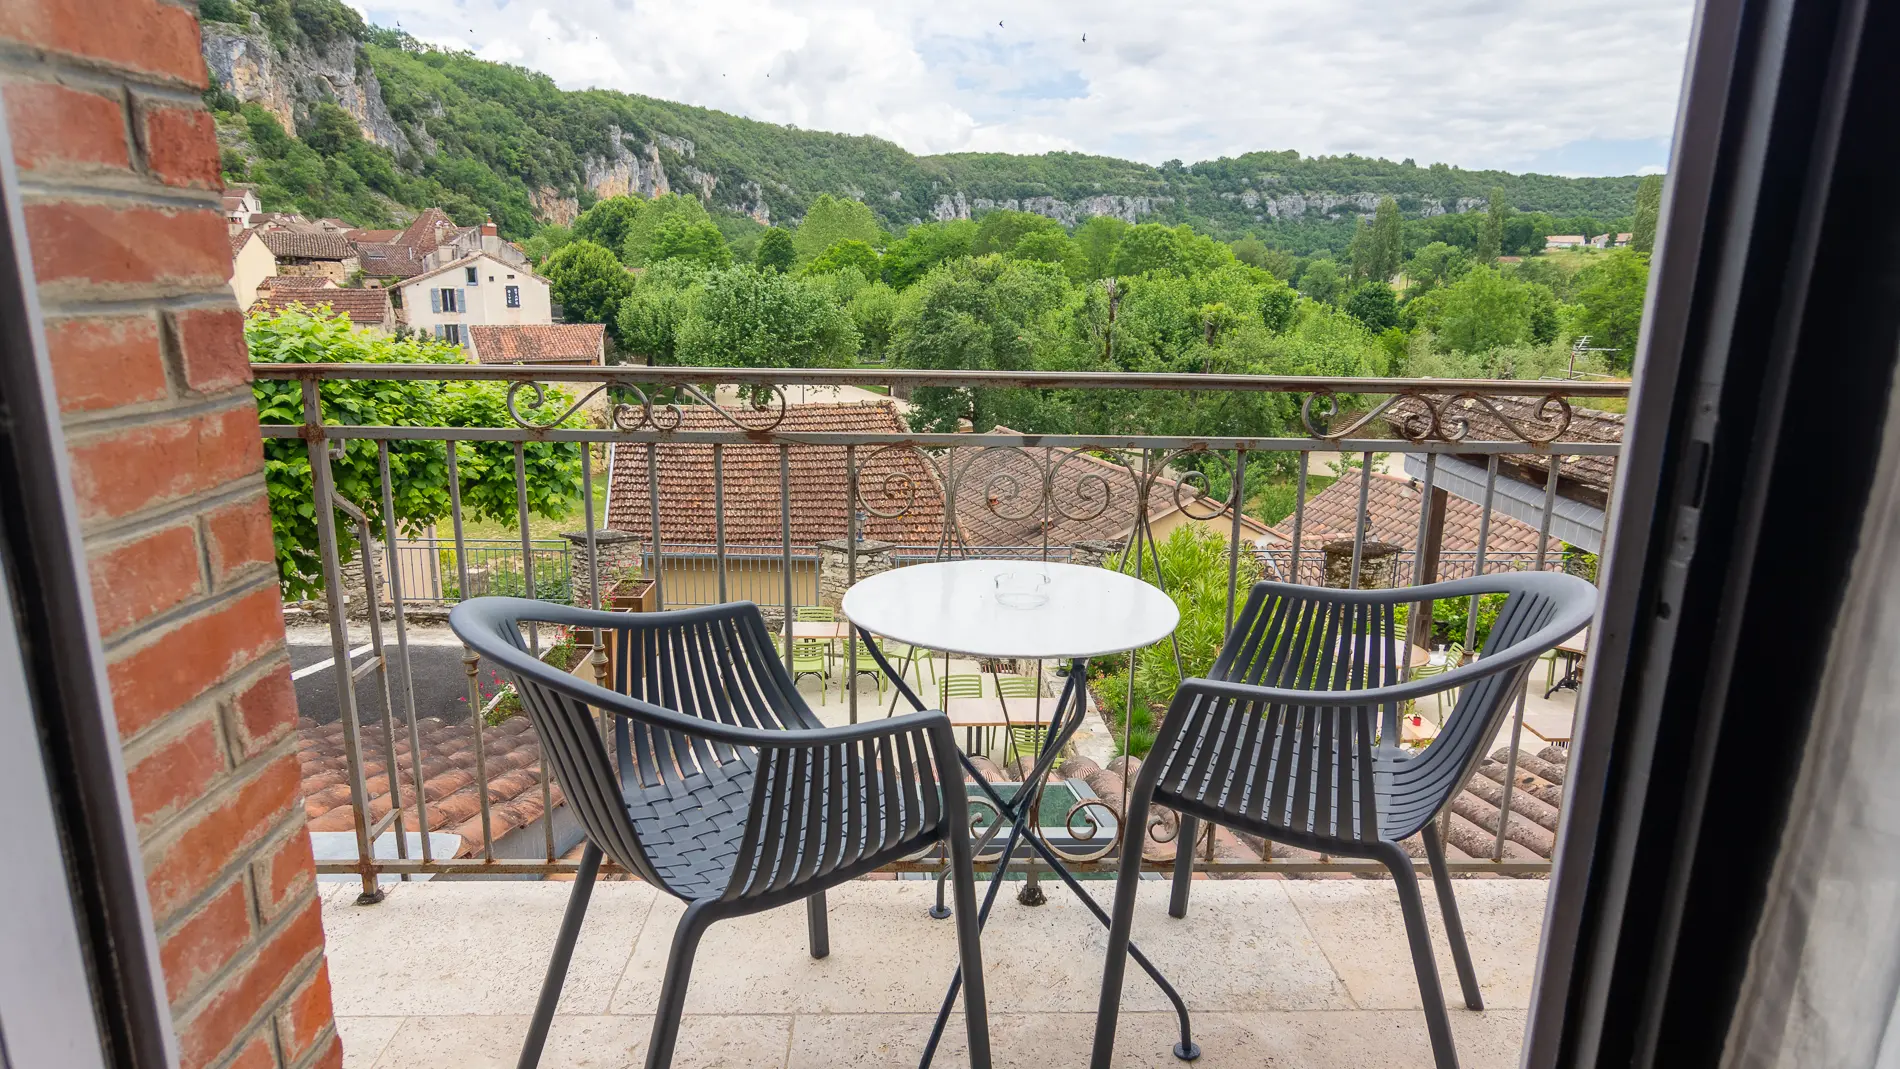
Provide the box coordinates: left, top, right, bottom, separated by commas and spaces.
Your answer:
753, 227, 797, 273
793, 194, 883, 262
543, 240, 635, 328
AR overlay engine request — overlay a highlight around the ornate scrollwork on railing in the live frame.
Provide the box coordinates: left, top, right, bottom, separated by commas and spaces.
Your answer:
1046, 796, 1121, 864
505, 381, 610, 429
1301, 388, 1576, 444
510, 379, 794, 434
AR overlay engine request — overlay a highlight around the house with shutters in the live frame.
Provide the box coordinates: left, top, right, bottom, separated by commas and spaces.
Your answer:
394, 252, 552, 347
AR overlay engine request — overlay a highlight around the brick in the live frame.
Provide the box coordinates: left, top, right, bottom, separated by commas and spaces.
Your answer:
144, 748, 301, 923
127, 712, 224, 828
23, 201, 229, 295
171, 307, 251, 394
254, 825, 313, 923
89, 522, 203, 637
158, 878, 249, 1006
140, 102, 220, 188
204, 493, 275, 588
45, 313, 168, 413
108, 585, 282, 739
230, 659, 295, 759
174, 896, 325, 1069
69, 403, 263, 524
0, 0, 208, 87
305, 1032, 343, 1069
5, 81, 130, 174
225, 1034, 274, 1069
277, 962, 334, 1064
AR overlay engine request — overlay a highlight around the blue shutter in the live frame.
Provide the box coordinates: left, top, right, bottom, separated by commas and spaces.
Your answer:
433, 324, 443, 341
429, 287, 440, 313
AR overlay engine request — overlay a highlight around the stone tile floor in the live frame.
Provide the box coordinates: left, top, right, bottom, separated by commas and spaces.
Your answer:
322, 875, 1549, 1067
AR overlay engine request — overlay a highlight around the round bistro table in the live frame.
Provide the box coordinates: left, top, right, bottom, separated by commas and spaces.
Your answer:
842, 559, 1200, 1065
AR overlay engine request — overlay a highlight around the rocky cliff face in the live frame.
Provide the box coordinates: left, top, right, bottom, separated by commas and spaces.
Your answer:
931, 192, 1169, 226
202, 19, 410, 154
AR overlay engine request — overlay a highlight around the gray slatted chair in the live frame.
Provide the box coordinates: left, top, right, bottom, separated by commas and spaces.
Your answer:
1090, 573, 1595, 1069
450, 598, 991, 1069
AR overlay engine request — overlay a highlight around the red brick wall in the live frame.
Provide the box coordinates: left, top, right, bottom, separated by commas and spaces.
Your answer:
0, 3, 338, 1068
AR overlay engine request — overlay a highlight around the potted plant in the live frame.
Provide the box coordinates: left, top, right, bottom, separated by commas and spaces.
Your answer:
607, 563, 656, 613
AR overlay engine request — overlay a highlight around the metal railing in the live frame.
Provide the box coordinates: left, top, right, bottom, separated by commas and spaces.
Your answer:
255, 362, 1625, 894
384, 537, 571, 605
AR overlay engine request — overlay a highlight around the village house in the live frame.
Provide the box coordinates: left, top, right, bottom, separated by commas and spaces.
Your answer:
397, 252, 552, 346
258, 228, 358, 281
226, 227, 276, 307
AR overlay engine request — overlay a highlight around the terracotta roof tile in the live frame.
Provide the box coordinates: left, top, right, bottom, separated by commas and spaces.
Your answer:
395, 207, 459, 249
608, 402, 946, 546
468, 324, 604, 364
229, 227, 257, 254
354, 241, 427, 279
249, 289, 392, 327
259, 230, 356, 260
257, 275, 336, 291
1267, 469, 1547, 556
1389, 396, 1624, 501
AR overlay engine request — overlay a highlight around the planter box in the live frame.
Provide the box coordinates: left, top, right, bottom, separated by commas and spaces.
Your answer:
608, 578, 657, 614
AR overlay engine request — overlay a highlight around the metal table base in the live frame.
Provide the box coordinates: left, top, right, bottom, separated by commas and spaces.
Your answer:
857, 635, 1200, 1067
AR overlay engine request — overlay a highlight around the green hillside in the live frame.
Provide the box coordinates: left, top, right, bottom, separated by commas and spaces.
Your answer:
200, 0, 1642, 252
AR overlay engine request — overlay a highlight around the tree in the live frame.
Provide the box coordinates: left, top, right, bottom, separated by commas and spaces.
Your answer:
1109, 223, 1184, 277
973, 210, 1062, 255
615, 260, 703, 365
520, 224, 572, 266
1009, 229, 1087, 281
792, 194, 882, 262
882, 220, 976, 289
302, 102, 362, 155
753, 226, 796, 273
572, 196, 644, 257
1574, 249, 1650, 368
542, 240, 634, 327
620, 193, 711, 266
1370, 196, 1403, 282
248, 306, 582, 600
1434, 266, 1532, 353
803, 239, 881, 278
1631, 174, 1663, 253
1075, 216, 1130, 279
1344, 281, 1399, 332
1404, 241, 1468, 294
646, 215, 732, 268
1478, 186, 1507, 263
1298, 258, 1342, 303
1258, 277, 1298, 332
891, 257, 1071, 431
1348, 218, 1375, 281
847, 282, 903, 364
673, 267, 858, 373
1230, 236, 1270, 270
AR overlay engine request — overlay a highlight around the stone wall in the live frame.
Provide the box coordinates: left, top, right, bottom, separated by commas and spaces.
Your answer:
1322, 538, 1403, 590
1069, 538, 1125, 569
560, 528, 643, 604
816, 537, 894, 608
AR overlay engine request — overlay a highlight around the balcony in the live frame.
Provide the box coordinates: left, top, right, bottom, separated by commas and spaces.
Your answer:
323, 877, 1548, 1068
267, 362, 1619, 1066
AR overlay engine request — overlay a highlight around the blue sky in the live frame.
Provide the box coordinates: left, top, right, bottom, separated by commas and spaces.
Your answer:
358, 0, 1693, 176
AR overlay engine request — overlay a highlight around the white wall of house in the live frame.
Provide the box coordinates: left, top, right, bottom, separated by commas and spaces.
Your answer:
398, 253, 551, 345
228, 232, 277, 308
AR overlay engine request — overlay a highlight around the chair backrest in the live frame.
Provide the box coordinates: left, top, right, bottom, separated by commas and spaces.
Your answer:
792, 639, 829, 659
994, 675, 1042, 698
940, 673, 983, 703
451, 598, 823, 885
795, 606, 835, 622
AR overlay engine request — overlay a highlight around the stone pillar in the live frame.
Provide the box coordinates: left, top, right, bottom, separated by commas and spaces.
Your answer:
340, 539, 383, 618
561, 528, 644, 604
1322, 538, 1402, 590
817, 537, 895, 608
1069, 538, 1125, 569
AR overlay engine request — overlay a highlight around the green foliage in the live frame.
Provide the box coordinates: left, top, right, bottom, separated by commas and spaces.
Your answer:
1110, 223, 1187, 277
1074, 216, 1129, 279
1404, 241, 1468, 294
1258, 277, 1298, 332
1573, 249, 1650, 368
891, 256, 1072, 432
673, 267, 858, 373
846, 282, 903, 363
792, 194, 882, 262
1478, 186, 1507, 263
1420, 265, 1532, 353
803, 239, 880, 278
519, 224, 571, 266
572, 196, 645, 255
1631, 174, 1663, 253
752, 227, 797, 272
1096, 527, 1264, 757
972, 210, 1062, 255
1009, 229, 1086, 281
882, 220, 976, 288
543, 240, 634, 327
223, 103, 400, 226
247, 306, 582, 600
620, 193, 711, 266
647, 215, 732, 268
1298, 258, 1342, 303
614, 260, 703, 364
1344, 280, 1399, 332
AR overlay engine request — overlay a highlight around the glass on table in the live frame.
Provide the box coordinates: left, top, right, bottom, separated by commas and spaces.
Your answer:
992, 568, 1050, 609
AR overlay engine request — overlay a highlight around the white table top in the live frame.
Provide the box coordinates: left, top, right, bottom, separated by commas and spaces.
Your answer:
841, 559, 1179, 660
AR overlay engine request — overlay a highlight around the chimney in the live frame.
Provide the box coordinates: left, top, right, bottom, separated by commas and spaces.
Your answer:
480, 219, 500, 255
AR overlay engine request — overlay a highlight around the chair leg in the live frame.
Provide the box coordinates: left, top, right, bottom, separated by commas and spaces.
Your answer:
1089, 788, 1154, 1069
806, 890, 829, 960
1377, 842, 1460, 1069
1422, 823, 1483, 1010
944, 812, 992, 1066
519, 841, 601, 1069
644, 899, 716, 1069
1169, 813, 1197, 919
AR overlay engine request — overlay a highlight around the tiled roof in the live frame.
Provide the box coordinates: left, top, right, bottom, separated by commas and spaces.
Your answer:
347, 228, 401, 243
299, 714, 558, 855
353, 241, 427, 279
229, 228, 258, 254
949, 439, 1270, 548
259, 230, 356, 260
257, 275, 335, 291
468, 324, 604, 364
1393, 396, 1624, 502
395, 207, 459, 249
402, 251, 533, 288
249, 289, 392, 327
607, 402, 947, 546
1267, 469, 1548, 556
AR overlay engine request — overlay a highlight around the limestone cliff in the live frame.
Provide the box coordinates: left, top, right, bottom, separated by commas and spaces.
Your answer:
202, 17, 410, 155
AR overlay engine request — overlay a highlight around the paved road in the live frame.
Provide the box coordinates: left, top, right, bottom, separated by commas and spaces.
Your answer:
288, 624, 506, 727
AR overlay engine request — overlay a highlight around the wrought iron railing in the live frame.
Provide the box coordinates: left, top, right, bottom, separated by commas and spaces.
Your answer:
255, 363, 1625, 896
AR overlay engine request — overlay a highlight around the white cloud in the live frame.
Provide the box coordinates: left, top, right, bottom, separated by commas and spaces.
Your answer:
357, 0, 1694, 174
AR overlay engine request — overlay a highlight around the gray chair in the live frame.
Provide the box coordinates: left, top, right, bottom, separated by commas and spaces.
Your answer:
450, 598, 991, 1069
1089, 573, 1595, 1069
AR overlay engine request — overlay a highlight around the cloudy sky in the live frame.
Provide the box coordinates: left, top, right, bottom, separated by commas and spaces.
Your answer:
356, 0, 1697, 176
